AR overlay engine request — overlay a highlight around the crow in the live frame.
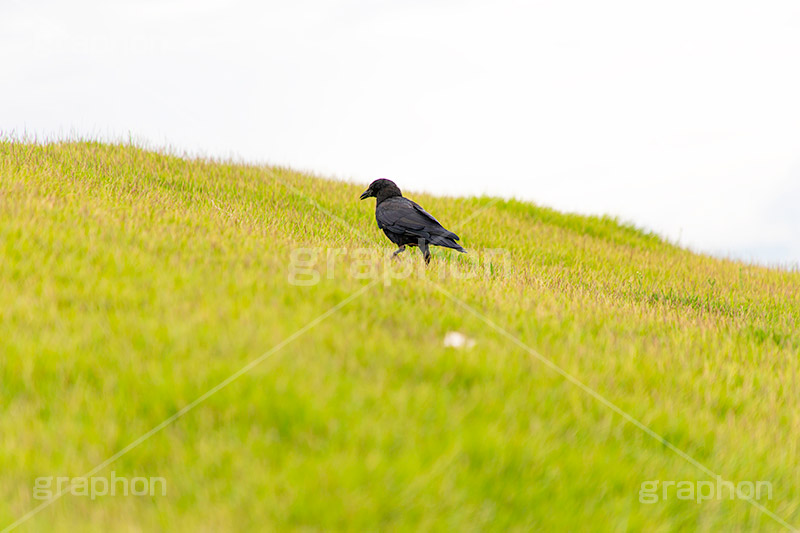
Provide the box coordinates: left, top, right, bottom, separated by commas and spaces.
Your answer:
359, 179, 466, 264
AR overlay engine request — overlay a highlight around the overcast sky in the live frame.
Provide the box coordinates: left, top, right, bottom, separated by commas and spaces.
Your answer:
2, 0, 799, 266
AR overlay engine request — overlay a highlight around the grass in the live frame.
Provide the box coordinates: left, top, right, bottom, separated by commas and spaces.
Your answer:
1, 140, 799, 532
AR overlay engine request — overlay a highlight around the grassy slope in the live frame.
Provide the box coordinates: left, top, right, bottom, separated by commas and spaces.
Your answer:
1, 141, 799, 532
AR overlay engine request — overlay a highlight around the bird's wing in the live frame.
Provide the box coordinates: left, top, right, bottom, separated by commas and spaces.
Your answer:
376, 197, 460, 241
376, 197, 430, 237
408, 200, 444, 227
408, 200, 460, 241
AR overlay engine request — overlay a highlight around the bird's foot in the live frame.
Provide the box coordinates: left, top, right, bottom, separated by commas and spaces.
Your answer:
392, 246, 406, 258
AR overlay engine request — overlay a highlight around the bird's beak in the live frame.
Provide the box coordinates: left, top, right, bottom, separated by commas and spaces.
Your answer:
359, 189, 372, 200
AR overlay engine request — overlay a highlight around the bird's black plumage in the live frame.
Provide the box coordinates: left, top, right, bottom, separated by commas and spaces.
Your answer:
359, 179, 466, 264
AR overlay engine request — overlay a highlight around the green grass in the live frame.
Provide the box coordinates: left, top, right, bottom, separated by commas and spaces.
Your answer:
1, 140, 799, 532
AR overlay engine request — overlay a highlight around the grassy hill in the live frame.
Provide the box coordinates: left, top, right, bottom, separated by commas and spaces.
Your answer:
1, 141, 799, 532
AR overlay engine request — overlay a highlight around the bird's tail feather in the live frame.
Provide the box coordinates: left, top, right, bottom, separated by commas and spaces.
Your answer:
428, 235, 467, 252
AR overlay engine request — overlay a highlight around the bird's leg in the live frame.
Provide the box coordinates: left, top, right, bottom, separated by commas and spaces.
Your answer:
419, 240, 431, 265
392, 245, 406, 258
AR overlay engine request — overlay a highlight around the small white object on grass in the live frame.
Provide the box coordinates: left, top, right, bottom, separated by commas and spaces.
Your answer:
443, 331, 476, 349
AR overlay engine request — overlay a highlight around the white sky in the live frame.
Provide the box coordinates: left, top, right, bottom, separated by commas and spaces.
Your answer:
2, 0, 799, 266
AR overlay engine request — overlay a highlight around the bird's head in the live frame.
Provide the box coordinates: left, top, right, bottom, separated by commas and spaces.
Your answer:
360, 179, 402, 201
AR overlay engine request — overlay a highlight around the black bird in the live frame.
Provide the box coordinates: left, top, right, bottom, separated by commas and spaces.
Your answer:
360, 179, 466, 264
